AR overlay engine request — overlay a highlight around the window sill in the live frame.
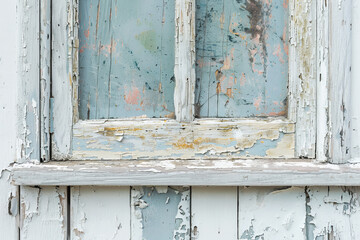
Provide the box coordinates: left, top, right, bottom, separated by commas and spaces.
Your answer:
10, 159, 360, 186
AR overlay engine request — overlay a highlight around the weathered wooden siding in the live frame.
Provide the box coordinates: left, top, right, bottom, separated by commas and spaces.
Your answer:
0, 0, 20, 239
78, 0, 176, 119
195, 0, 289, 118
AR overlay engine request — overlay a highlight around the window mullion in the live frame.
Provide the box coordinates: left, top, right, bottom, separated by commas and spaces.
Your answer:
174, 0, 196, 122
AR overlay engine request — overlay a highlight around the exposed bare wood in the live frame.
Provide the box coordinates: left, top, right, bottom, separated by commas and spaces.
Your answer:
71, 118, 295, 160
10, 159, 360, 186
329, 0, 352, 163
288, 0, 317, 158
174, 0, 195, 122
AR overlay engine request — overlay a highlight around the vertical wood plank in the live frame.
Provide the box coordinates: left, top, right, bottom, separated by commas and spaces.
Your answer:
131, 186, 190, 240
191, 187, 237, 240
317, 0, 330, 162
290, 0, 317, 158
40, 0, 51, 161
174, 0, 196, 122
20, 186, 67, 240
71, 186, 130, 240
52, 0, 75, 159
0, 0, 21, 238
238, 187, 306, 239
329, 0, 352, 163
351, 0, 360, 162
17, 0, 40, 163
306, 187, 360, 239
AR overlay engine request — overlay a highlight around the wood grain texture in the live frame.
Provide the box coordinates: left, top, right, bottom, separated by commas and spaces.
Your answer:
71, 186, 131, 240
290, 0, 317, 158
52, 0, 75, 159
71, 118, 294, 160
195, 0, 289, 118
306, 187, 360, 239
131, 186, 190, 239
78, 0, 176, 119
174, 0, 196, 122
20, 186, 67, 240
12, 159, 360, 186
238, 187, 305, 239
329, 0, 352, 163
191, 187, 238, 239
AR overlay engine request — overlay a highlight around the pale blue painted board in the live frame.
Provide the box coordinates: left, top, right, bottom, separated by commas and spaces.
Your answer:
79, 0, 175, 119
195, 0, 289, 117
137, 187, 189, 240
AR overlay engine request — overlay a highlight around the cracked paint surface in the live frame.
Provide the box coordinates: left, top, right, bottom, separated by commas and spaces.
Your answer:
78, 0, 175, 119
195, 0, 289, 117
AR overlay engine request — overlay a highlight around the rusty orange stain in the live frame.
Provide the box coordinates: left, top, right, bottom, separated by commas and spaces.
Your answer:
240, 73, 246, 86
173, 137, 195, 149
124, 86, 141, 105
226, 88, 233, 98
216, 81, 221, 95
273, 44, 285, 64
84, 28, 90, 39
253, 96, 262, 111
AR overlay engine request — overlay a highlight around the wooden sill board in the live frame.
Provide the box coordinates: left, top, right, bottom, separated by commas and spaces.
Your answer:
9, 159, 360, 186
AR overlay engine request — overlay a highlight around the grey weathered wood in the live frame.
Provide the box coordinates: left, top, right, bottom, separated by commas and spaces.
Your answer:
328, 0, 352, 163
52, 0, 76, 159
289, 0, 317, 158
17, 0, 40, 163
317, 0, 330, 162
174, 0, 196, 122
10, 159, 360, 186
40, 0, 51, 161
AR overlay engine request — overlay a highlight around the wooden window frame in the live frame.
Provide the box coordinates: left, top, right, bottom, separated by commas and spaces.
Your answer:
11, 0, 356, 186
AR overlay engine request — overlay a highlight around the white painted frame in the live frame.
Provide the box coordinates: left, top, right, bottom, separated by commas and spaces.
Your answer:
11, 0, 354, 186
52, 0, 316, 160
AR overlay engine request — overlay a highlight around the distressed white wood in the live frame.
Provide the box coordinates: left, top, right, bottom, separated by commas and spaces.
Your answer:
238, 187, 306, 239
0, 0, 20, 238
71, 186, 130, 240
191, 187, 237, 239
351, 0, 360, 162
40, 0, 51, 161
288, 0, 317, 158
20, 186, 67, 240
11, 159, 360, 186
306, 187, 360, 239
71, 118, 295, 160
317, 0, 330, 162
52, 0, 74, 159
131, 187, 190, 239
174, 0, 195, 122
329, 0, 352, 163
17, 0, 40, 163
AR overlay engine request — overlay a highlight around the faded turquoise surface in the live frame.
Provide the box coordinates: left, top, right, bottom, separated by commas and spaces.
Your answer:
79, 0, 175, 119
195, 0, 289, 118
